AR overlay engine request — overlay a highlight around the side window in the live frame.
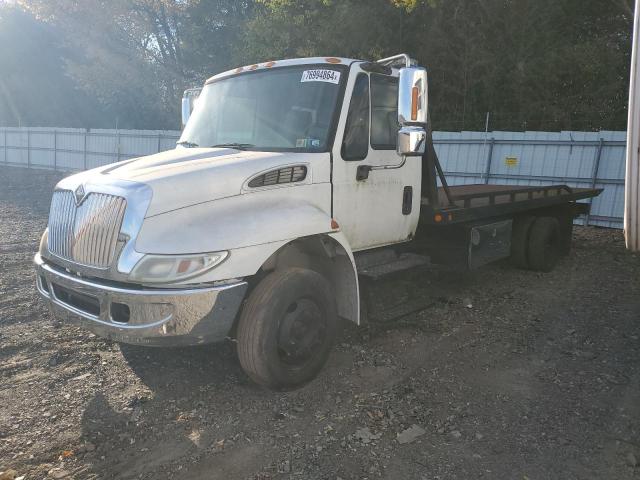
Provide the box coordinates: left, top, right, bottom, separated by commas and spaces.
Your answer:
370, 74, 399, 150
341, 73, 370, 161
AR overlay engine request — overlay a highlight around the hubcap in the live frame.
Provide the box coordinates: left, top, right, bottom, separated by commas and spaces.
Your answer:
277, 298, 326, 366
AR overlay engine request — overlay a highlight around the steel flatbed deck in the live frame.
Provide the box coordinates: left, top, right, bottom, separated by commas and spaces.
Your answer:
420, 183, 603, 225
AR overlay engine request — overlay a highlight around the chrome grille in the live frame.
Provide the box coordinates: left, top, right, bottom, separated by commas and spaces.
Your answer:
48, 190, 127, 268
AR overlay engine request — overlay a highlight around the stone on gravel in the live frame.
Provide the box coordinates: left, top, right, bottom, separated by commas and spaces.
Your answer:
48, 469, 70, 479
78, 442, 96, 453
0, 470, 18, 480
278, 459, 291, 473
354, 427, 381, 444
397, 425, 426, 444
627, 452, 638, 467
450, 430, 462, 439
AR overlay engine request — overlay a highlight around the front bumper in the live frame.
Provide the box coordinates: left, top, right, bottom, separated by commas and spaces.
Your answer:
34, 253, 248, 346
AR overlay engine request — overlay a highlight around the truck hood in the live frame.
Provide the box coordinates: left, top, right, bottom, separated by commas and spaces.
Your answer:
87, 147, 328, 217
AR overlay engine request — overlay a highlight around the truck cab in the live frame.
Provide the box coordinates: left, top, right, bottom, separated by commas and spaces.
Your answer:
35, 54, 600, 390
178, 55, 424, 251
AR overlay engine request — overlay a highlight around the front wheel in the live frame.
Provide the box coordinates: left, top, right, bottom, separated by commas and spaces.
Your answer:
236, 268, 337, 390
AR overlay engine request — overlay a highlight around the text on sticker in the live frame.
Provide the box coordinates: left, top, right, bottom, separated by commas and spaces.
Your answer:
301, 70, 341, 84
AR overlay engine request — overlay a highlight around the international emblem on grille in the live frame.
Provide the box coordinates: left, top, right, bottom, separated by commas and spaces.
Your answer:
47, 190, 127, 268
74, 184, 86, 206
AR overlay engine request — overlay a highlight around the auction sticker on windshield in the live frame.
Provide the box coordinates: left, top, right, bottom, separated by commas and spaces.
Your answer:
301, 70, 341, 84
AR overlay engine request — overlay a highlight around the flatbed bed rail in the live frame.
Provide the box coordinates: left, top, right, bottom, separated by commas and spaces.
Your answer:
420, 183, 603, 226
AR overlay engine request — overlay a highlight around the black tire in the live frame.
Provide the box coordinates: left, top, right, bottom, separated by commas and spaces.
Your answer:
527, 216, 561, 272
557, 215, 574, 256
510, 215, 536, 269
236, 267, 337, 390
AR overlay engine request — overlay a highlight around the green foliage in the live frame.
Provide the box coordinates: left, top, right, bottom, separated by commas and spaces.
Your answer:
2, 0, 634, 131
246, 0, 633, 131
0, 7, 115, 127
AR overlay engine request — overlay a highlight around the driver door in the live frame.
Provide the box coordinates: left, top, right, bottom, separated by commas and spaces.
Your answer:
332, 65, 422, 251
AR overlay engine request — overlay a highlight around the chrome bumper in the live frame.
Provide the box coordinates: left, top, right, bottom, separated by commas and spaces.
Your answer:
34, 253, 248, 346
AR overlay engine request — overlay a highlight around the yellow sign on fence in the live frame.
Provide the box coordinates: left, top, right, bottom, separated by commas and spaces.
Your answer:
505, 156, 518, 166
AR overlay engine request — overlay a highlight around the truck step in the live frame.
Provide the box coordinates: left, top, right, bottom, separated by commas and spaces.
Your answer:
358, 253, 429, 280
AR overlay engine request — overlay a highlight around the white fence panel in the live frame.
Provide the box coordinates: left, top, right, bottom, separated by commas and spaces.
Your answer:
433, 130, 626, 228
0, 127, 627, 228
0, 127, 181, 171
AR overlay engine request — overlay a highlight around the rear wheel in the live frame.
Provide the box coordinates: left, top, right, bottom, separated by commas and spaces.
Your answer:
236, 267, 337, 390
510, 215, 536, 269
527, 216, 561, 272
557, 214, 574, 256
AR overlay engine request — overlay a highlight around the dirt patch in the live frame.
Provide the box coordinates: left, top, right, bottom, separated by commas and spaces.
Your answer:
0, 166, 639, 479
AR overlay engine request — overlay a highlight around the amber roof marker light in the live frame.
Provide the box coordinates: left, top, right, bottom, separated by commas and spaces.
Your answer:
325, 57, 342, 64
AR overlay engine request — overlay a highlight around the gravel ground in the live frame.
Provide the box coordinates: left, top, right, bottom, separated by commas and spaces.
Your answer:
1, 165, 639, 480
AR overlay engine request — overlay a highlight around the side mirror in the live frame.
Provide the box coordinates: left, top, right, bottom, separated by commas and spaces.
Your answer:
397, 126, 427, 156
181, 88, 202, 128
181, 97, 191, 128
397, 67, 428, 156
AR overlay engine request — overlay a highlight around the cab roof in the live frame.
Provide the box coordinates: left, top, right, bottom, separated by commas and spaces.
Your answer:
205, 57, 362, 84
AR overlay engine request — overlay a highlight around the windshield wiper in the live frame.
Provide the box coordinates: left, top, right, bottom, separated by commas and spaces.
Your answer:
176, 140, 199, 148
209, 143, 254, 150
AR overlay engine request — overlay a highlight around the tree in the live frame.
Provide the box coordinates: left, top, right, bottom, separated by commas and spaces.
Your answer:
4, 0, 635, 131
0, 6, 113, 127
19, 0, 190, 128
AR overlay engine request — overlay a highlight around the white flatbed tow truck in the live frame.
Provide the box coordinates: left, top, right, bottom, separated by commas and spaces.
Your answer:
35, 54, 601, 389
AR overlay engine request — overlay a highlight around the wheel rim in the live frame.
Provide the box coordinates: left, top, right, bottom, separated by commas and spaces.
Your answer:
277, 298, 326, 367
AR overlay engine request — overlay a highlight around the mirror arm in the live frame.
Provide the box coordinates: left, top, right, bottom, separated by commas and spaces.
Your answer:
376, 53, 417, 68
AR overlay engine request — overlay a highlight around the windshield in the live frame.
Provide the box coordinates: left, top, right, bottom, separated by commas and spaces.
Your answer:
179, 65, 345, 151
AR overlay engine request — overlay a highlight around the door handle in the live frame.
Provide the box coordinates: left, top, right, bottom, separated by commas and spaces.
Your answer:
356, 157, 409, 182
356, 165, 372, 181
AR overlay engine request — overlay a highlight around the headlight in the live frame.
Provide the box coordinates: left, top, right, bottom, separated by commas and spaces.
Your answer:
130, 252, 228, 283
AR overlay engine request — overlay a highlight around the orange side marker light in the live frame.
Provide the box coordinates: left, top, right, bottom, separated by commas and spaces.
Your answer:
411, 86, 419, 121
